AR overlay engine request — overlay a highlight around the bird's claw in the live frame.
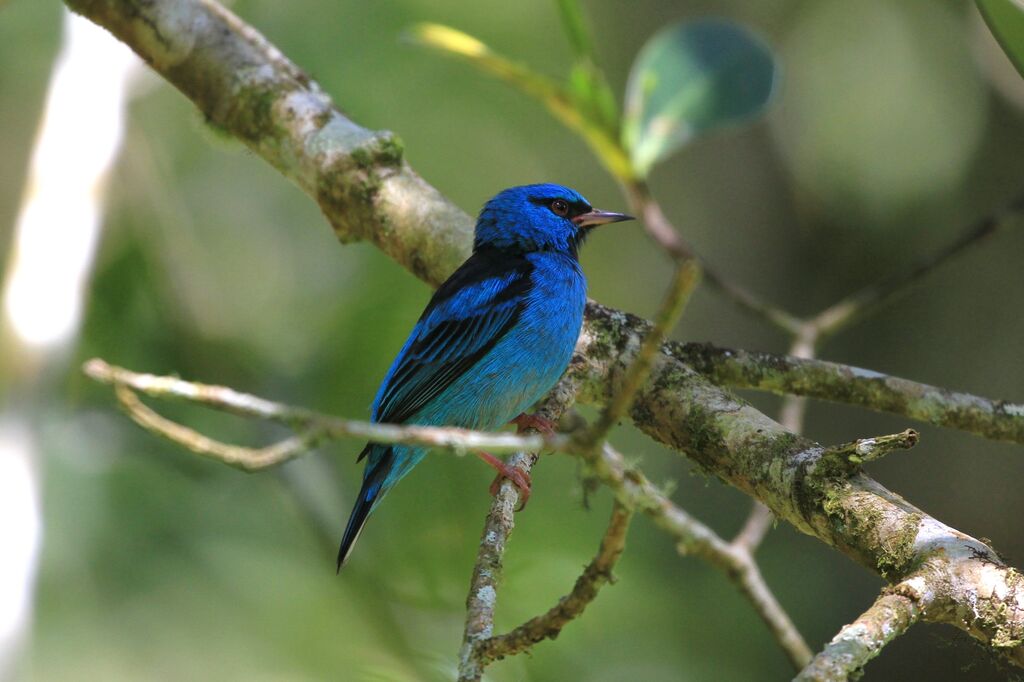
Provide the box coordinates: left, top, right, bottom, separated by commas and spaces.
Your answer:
488, 468, 531, 510
511, 412, 557, 435
476, 450, 532, 510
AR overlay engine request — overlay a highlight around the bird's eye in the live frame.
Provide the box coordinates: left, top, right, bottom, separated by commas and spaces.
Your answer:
550, 199, 570, 217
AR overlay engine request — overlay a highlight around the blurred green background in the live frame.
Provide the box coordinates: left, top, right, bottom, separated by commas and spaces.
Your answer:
3, 0, 1024, 680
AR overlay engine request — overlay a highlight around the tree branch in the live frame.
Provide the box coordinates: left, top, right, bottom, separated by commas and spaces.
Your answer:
796, 584, 926, 681
112, 382, 322, 471
87, 355, 815, 668
475, 501, 633, 663
731, 327, 817, 556
825, 429, 920, 466
806, 429, 920, 487
624, 180, 803, 335
576, 302, 1024, 669
457, 380, 579, 682
85, 357, 573, 461
585, 442, 812, 669
808, 192, 1024, 340
677, 342, 1024, 444
457, 448, 534, 682
67, 0, 1024, 672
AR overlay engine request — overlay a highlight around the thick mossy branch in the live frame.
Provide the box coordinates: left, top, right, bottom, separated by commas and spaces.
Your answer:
583, 259, 700, 445
575, 303, 1024, 664
68, 0, 1024, 671
796, 586, 925, 681
678, 342, 1024, 444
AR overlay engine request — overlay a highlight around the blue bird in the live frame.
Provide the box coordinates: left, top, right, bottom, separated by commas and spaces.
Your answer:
337, 184, 632, 569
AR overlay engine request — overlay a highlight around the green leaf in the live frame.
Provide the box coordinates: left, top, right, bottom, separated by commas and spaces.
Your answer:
623, 19, 779, 177
977, 0, 1024, 80
554, 0, 594, 61
568, 62, 620, 134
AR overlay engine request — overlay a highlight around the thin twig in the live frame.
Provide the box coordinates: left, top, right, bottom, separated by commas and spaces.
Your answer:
795, 584, 927, 681
732, 325, 817, 554
675, 342, 1024, 445
113, 384, 323, 471
826, 429, 921, 465
476, 502, 633, 662
86, 358, 574, 459
732, 502, 774, 554
85, 357, 323, 426
624, 180, 803, 335
810, 192, 1024, 340
587, 442, 812, 670
808, 429, 920, 488
101, 355, 814, 673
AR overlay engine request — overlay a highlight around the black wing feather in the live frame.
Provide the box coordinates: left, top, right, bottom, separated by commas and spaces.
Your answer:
372, 249, 533, 426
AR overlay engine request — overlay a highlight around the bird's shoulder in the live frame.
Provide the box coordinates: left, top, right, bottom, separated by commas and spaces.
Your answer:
420, 247, 536, 323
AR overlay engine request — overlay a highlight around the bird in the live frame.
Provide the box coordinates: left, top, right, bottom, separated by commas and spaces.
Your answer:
336, 183, 632, 569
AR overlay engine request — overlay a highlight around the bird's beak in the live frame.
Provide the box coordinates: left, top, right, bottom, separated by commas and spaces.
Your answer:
573, 209, 634, 228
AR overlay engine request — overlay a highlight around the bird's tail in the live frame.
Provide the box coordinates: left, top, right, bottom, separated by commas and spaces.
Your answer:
336, 444, 395, 571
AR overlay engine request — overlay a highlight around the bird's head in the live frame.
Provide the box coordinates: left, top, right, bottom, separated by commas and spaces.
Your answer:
474, 184, 633, 257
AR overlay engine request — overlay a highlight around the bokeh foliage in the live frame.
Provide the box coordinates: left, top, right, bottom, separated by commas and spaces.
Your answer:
3, 0, 1024, 680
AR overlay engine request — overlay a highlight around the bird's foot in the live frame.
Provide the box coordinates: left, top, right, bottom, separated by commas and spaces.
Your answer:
475, 450, 532, 510
511, 412, 557, 435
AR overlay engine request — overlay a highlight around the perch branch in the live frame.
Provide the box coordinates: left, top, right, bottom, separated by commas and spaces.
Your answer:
457, 378, 580, 682
88, 355, 816, 669
91, 356, 813, 670
456, 448, 535, 682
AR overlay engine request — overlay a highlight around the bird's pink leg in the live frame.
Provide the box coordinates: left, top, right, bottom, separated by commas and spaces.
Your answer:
475, 450, 531, 509
510, 412, 557, 435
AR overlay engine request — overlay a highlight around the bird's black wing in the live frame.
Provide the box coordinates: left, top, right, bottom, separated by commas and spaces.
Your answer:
369, 249, 533, 428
